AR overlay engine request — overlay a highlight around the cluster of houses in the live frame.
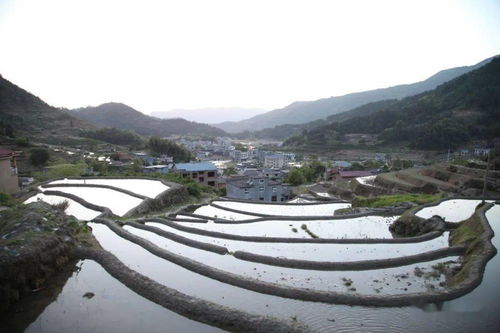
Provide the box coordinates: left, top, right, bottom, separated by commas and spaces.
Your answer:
225, 168, 290, 202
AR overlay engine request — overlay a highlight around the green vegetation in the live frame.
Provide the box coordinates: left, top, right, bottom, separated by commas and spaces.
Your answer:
29, 148, 50, 166
34, 162, 88, 181
284, 58, 500, 150
148, 136, 193, 162
15, 137, 30, 147
352, 193, 441, 208
286, 161, 326, 186
0, 192, 15, 207
448, 204, 487, 287
80, 127, 143, 147
70, 102, 226, 137
160, 173, 223, 198
224, 166, 237, 176
300, 223, 319, 238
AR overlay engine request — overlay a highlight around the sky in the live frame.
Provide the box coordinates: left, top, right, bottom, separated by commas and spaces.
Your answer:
0, 0, 499, 115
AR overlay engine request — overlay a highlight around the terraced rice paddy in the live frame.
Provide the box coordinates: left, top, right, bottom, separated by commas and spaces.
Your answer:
48, 178, 169, 198
23, 185, 500, 332
25, 193, 101, 220
212, 200, 351, 216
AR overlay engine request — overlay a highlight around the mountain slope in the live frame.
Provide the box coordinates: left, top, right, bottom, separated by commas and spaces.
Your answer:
284, 57, 500, 150
70, 103, 227, 137
151, 107, 267, 124
215, 56, 497, 133
0, 75, 91, 134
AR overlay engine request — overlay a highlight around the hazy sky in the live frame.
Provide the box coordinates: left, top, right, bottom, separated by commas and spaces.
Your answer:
1, 0, 499, 114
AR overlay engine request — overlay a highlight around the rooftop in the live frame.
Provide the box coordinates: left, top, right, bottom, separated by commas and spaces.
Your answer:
339, 170, 373, 178
0, 147, 17, 159
175, 161, 217, 172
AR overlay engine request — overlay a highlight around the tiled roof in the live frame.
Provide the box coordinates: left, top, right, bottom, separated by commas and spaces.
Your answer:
175, 162, 217, 172
0, 147, 15, 158
339, 170, 373, 178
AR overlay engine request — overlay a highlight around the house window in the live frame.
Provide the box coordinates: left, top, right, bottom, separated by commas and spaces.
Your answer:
271, 195, 277, 202
207, 171, 215, 177
259, 186, 264, 192
272, 187, 276, 192
244, 188, 249, 194
260, 197, 264, 200
259, 179, 265, 184
199, 177, 204, 182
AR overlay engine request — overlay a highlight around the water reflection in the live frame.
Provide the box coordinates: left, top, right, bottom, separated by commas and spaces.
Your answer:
26, 260, 222, 333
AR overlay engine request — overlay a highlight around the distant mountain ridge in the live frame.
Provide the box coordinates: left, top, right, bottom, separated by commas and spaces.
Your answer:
215, 56, 497, 133
0, 75, 91, 133
283, 57, 500, 150
151, 107, 267, 124
69, 103, 227, 137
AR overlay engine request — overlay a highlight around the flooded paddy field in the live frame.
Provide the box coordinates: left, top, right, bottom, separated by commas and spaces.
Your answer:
40, 186, 142, 216
174, 214, 399, 239
48, 178, 169, 199
20, 190, 500, 332
26, 260, 222, 333
25, 193, 101, 221
145, 222, 450, 261
212, 200, 351, 216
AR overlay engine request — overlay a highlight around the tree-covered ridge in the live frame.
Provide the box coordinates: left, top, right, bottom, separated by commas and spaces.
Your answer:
0, 75, 91, 133
148, 136, 193, 162
80, 127, 143, 146
285, 57, 500, 150
215, 55, 497, 133
70, 103, 227, 137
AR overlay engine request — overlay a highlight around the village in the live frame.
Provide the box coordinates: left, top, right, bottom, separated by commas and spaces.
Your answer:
1, 134, 497, 205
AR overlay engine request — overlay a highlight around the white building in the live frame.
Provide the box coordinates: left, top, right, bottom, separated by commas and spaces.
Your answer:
264, 154, 286, 168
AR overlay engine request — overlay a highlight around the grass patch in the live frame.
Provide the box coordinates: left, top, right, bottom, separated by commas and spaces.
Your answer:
447, 206, 487, 287
300, 223, 319, 238
0, 192, 16, 207
352, 193, 442, 208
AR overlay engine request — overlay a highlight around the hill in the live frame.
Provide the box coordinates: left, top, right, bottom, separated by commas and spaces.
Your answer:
215, 56, 497, 133
0, 75, 91, 135
69, 103, 227, 137
151, 107, 266, 124
284, 57, 500, 150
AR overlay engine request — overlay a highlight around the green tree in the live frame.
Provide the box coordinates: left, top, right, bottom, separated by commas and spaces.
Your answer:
287, 168, 305, 186
224, 166, 237, 176
30, 148, 50, 166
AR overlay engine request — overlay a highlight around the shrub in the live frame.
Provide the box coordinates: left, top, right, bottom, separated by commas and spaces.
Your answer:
30, 148, 50, 166
52, 200, 69, 212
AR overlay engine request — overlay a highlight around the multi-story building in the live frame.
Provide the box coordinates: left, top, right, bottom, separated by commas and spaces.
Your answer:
174, 162, 218, 186
264, 154, 286, 169
226, 175, 290, 202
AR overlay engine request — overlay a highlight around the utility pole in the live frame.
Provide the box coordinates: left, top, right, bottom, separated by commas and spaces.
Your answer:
482, 150, 491, 203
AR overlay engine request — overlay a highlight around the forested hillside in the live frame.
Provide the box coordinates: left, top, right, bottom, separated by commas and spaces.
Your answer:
284, 57, 500, 150
70, 103, 227, 137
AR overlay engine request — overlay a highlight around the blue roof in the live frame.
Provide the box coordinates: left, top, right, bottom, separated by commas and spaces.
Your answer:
175, 162, 217, 172
333, 161, 352, 168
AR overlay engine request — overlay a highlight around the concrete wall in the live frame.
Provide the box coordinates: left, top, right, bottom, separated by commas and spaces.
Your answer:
0, 158, 19, 194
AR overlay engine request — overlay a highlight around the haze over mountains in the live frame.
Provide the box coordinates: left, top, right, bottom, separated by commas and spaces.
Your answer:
214, 56, 497, 133
284, 56, 500, 150
1, 54, 497, 149
151, 107, 267, 124
69, 103, 226, 137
